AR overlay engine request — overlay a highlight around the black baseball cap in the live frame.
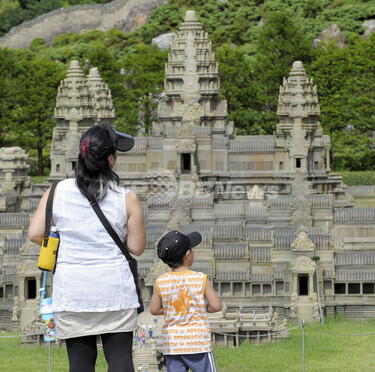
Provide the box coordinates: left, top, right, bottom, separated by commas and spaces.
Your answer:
115, 131, 134, 152
157, 230, 202, 263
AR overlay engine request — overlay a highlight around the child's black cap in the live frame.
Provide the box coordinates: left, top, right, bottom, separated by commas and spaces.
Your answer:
157, 230, 202, 263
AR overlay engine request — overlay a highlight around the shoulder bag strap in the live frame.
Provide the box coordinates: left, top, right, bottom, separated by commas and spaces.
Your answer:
88, 197, 133, 262
43, 181, 59, 247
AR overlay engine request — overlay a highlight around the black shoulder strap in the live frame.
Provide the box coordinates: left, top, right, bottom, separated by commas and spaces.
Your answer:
88, 198, 133, 262
43, 181, 59, 246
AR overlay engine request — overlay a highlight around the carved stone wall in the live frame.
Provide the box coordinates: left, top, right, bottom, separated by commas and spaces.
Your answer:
0, 147, 31, 213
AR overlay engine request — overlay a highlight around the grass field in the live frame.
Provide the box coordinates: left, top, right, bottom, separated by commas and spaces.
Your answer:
1, 317, 375, 371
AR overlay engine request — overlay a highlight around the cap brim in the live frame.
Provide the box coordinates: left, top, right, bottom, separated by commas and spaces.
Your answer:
187, 231, 202, 249
115, 131, 134, 152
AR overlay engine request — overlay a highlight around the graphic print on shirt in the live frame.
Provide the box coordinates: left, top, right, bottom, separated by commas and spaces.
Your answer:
170, 287, 193, 316
156, 270, 212, 355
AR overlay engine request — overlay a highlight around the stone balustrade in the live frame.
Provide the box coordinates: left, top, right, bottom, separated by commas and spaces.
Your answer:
213, 243, 247, 260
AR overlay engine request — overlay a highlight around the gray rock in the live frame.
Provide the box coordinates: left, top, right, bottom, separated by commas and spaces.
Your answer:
362, 19, 375, 37
151, 32, 174, 51
345, 125, 355, 132
313, 24, 347, 48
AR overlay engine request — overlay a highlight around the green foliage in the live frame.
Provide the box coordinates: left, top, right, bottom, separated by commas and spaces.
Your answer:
117, 44, 167, 134
310, 35, 375, 170
1, 0, 375, 173
0, 48, 65, 174
216, 44, 265, 135
338, 171, 375, 186
253, 11, 313, 134
134, 2, 183, 44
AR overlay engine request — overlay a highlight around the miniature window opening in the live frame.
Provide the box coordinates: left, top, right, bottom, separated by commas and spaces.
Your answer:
363, 283, 374, 294
276, 281, 284, 295
263, 284, 272, 295
0, 287, 3, 298
56, 164, 60, 173
298, 275, 308, 295
221, 282, 231, 296
296, 158, 301, 168
181, 153, 191, 173
314, 161, 319, 170
5, 284, 13, 299
323, 281, 332, 294
25, 277, 36, 299
348, 283, 360, 294
334, 283, 346, 295
252, 284, 261, 295
233, 282, 243, 296
140, 278, 145, 291
279, 161, 283, 170
213, 282, 219, 293
71, 161, 76, 171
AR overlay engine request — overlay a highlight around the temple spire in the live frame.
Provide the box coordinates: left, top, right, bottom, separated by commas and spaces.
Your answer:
274, 61, 331, 195
54, 60, 95, 125
156, 10, 228, 136
87, 67, 115, 124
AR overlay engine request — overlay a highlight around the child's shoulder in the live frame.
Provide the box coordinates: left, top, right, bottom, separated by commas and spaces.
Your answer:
189, 270, 206, 277
156, 271, 172, 282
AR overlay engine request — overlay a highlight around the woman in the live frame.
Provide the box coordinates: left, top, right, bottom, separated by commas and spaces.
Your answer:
28, 124, 146, 372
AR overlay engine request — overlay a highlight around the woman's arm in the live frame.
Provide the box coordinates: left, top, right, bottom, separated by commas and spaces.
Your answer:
150, 288, 164, 315
205, 278, 222, 313
28, 186, 52, 245
125, 190, 146, 256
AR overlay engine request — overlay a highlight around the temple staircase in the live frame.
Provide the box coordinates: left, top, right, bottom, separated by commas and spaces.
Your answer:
296, 296, 317, 323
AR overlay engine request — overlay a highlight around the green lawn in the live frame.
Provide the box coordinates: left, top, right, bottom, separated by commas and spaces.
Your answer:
1, 317, 375, 371
215, 317, 375, 372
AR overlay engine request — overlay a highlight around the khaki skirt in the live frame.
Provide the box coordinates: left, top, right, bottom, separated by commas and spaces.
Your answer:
55, 308, 137, 339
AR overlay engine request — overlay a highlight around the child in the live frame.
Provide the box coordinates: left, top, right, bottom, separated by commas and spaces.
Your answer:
150, 230, 222, 372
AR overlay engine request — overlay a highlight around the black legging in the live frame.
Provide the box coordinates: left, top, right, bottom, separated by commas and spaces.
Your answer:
66, 332, 134, 372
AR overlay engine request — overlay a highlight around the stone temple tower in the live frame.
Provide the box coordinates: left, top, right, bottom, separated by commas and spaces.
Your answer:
156, 10, 230, 136
50, 60, 115, 180
275, 61, 330, 195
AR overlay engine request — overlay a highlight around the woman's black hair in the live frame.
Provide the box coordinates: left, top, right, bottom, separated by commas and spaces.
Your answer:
75, 124, 119, 201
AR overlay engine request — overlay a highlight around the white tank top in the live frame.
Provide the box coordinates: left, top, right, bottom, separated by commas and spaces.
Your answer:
51, 178, 139, 312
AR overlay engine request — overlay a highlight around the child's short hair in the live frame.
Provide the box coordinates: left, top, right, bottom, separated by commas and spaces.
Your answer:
157, 230, 202, 268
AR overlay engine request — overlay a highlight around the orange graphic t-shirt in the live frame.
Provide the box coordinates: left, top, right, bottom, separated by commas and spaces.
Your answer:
156, 270, 212, 355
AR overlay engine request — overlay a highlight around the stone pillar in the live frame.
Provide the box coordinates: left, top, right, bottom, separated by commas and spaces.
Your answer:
326, 148, 331, 171
293, 274, 298, 296
19, 279, 25, 301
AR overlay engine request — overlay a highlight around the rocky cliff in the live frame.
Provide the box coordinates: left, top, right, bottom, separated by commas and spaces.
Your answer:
0, 0, 168, 49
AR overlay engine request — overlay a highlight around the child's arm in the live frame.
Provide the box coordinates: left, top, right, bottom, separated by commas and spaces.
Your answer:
205, 278, 222, 313
150, 288, 164, 315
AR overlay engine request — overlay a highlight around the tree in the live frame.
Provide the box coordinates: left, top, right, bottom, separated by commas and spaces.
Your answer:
310, 36, 375, 170
0, 48, 21, 147
311, 255, 324, 327
254, 11, 313, 134
215, 44, 265, 134
117, 44, 167, 134
10, 53, 65, 175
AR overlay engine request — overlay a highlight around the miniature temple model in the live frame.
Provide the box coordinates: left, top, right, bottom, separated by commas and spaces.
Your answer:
1, 11, 375, 342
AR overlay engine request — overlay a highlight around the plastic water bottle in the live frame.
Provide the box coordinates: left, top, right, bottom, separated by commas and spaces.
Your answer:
40, 298, 56, 341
